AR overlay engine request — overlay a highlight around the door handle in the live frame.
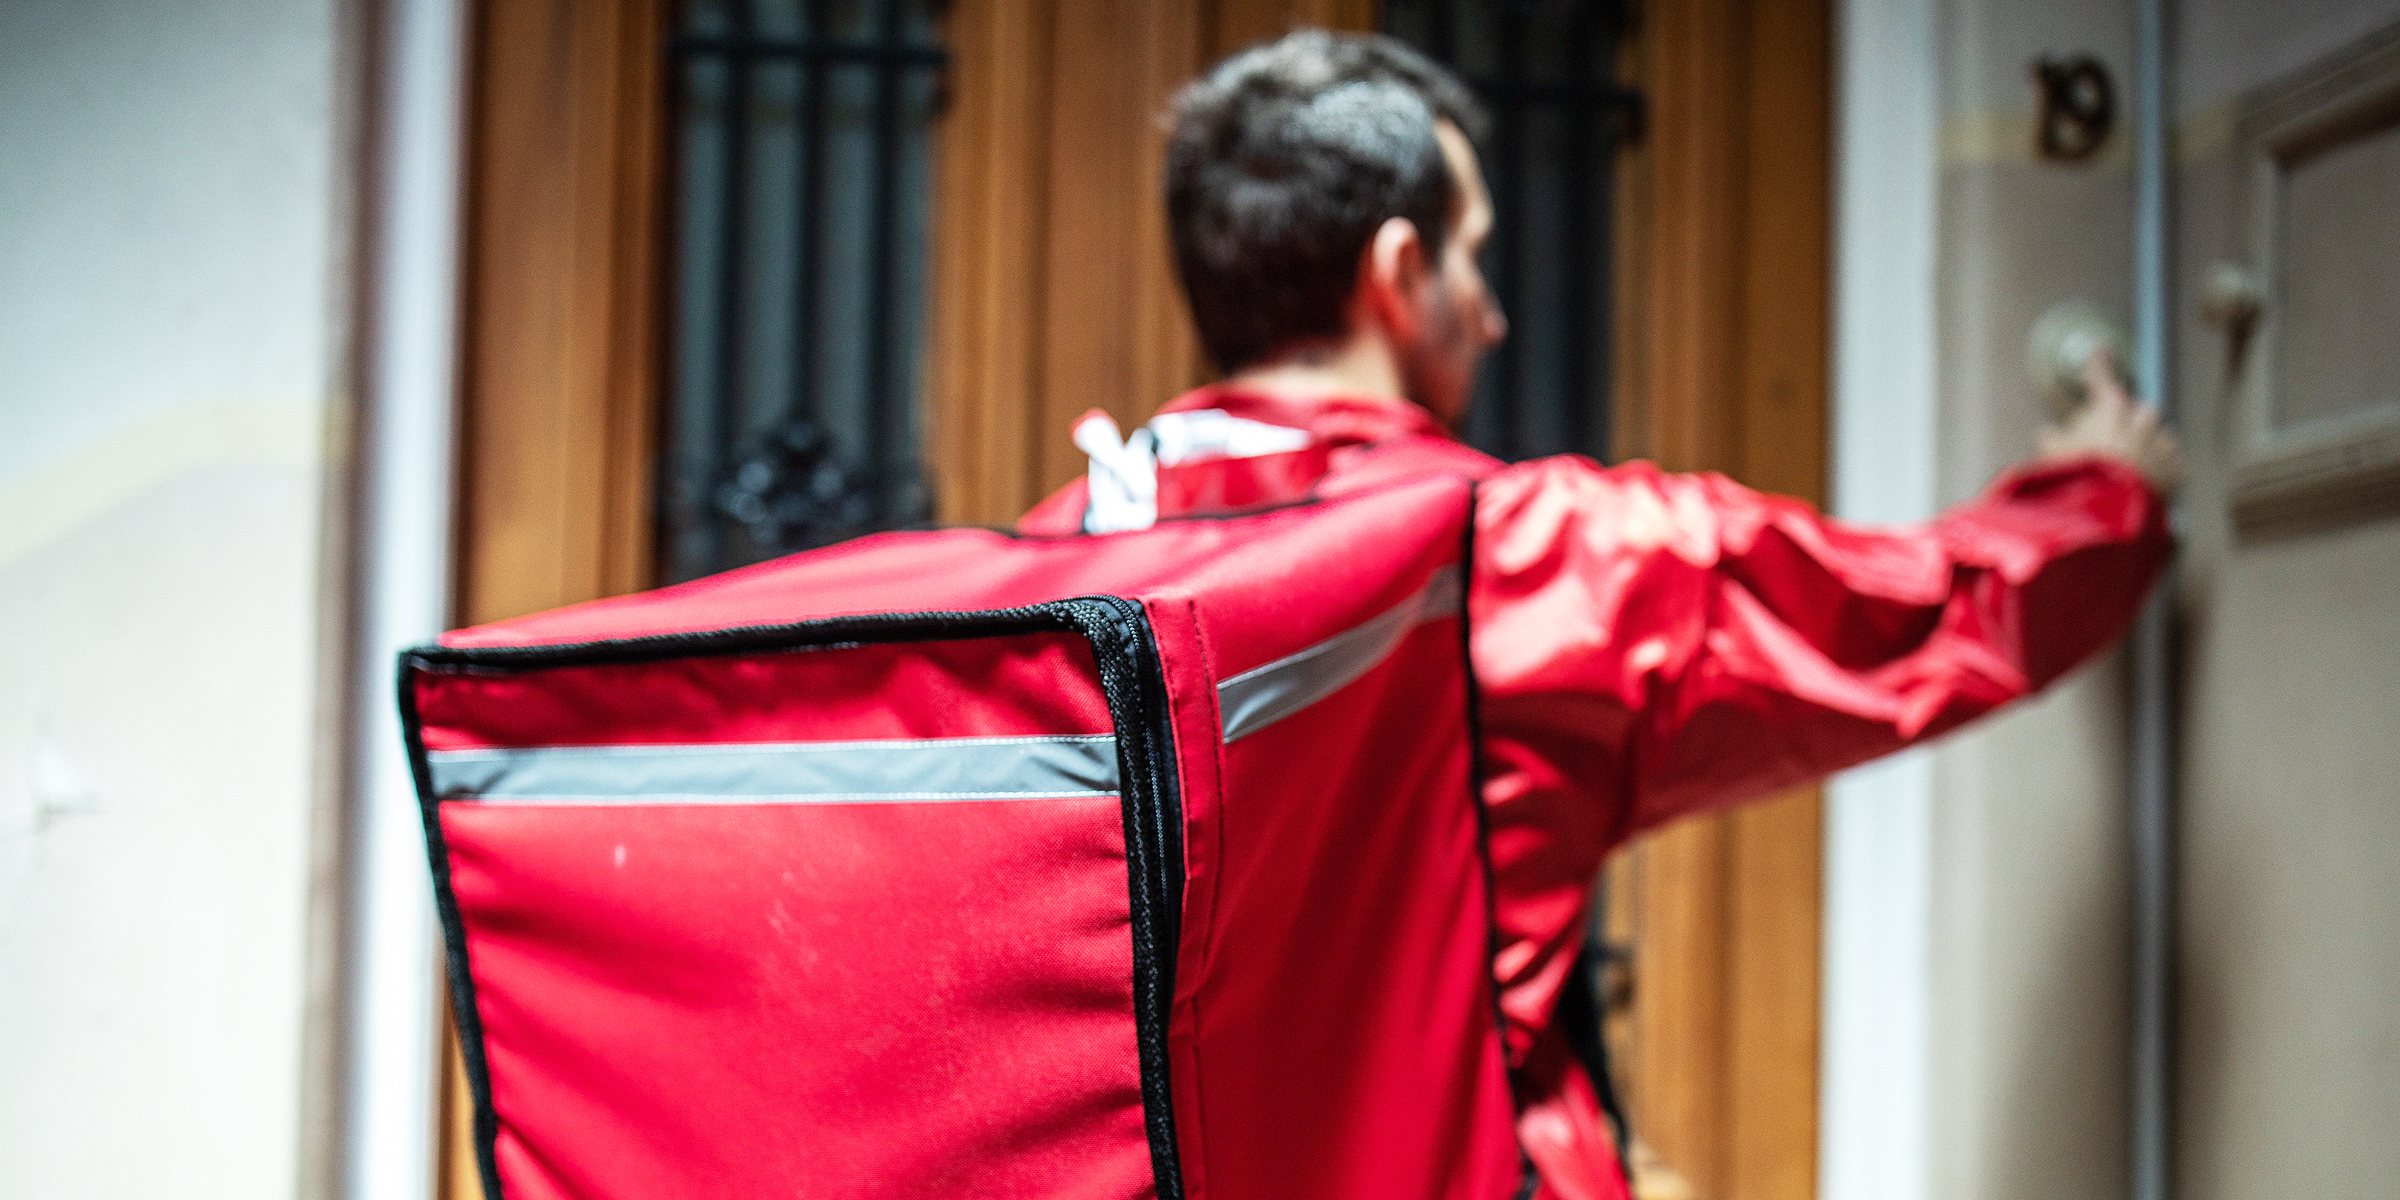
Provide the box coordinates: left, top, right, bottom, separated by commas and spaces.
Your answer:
2027, 299, 2132, 418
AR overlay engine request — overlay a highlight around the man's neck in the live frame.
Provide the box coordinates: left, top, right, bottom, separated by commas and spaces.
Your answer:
1225, 332, 1410, 407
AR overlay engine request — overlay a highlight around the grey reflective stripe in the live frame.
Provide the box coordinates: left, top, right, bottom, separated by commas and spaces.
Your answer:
426, 734, 1118, 805
1216, 564, 1463, 743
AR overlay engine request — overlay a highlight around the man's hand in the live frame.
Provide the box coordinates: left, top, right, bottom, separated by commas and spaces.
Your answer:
2036, 351, 2186, 494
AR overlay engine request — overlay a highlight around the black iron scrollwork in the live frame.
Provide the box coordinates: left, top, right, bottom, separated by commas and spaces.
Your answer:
712, 417, 927, 558
662, 3, 948, 582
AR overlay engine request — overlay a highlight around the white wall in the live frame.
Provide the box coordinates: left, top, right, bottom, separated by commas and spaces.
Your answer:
1828, 2, 2400, 1198
1823, 0, 1939, 1197
0, 1, 343, 1194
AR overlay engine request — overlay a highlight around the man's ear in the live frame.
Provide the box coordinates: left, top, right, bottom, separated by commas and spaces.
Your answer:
1356, 216, 1429, 345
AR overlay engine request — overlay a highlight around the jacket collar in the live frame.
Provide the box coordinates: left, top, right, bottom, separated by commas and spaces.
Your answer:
1153, 384, 1455, 448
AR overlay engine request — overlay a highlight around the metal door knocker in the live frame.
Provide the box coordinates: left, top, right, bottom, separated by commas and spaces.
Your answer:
2033, 55, 2115, 161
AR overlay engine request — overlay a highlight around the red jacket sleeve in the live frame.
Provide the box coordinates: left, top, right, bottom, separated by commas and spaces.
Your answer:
1470, 453, 2171, 843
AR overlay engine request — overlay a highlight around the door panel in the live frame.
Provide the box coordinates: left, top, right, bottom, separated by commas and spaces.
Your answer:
2176, 16, 2400, 1197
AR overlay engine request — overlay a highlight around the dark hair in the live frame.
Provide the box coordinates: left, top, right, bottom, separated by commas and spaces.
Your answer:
1165, 30, 1489, 375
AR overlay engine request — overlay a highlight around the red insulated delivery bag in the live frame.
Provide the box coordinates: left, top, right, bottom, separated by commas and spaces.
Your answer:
401, 473, 1526, 1200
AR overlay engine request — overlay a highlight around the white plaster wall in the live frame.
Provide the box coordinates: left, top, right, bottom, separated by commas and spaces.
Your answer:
0, 0, 342, 1194
1830, 2, 2400, 1198
1823, 1, 1939, 1198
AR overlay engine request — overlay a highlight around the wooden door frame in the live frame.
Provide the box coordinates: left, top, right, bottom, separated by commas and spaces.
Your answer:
441, 1, 670, 1196
1610, 1, 1832, 1198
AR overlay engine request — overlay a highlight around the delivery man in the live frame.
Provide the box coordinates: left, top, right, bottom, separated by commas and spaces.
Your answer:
403, 28, 2181, 1200
1013, 29, 2182, 1198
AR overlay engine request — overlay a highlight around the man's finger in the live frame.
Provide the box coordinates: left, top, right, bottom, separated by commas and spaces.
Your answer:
2080, 349, 2138, 415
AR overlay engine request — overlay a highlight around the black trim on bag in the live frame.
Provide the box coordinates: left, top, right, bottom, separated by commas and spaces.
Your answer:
396, 661, 505, 1200
1072, 596, 1187, 1198
1457, 487, 1542, 1200
398, 597, 1187, 1200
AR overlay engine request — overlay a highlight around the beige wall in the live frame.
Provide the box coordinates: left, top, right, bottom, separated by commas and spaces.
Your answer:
0, 0, 343, 1194
2172, 4, 2400, 1195
1925, 2, 2138, 1196
1917, 1, 2400, 1197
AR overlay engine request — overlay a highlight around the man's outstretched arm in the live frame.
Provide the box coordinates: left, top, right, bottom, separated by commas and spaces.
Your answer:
1471, 360, 2179, 845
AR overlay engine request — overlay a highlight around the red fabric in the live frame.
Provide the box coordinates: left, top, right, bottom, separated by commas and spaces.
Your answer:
416, 378, 2167, 1200
1170, 480, 1521, 1198
1201, 618, 1521, 1197
1024, 384, 2172, 1199
1469, 451, 2169, 1092
427, 636, 1154, 1200
445, 482, 1455, 658
419, 474, 1526, 1200
447, 798, 1150, 1200
1155, 444, 1332, 513
1012, 387, 1481, 536
1516, 1036, 1634, 1200
416, 634, 1114, 750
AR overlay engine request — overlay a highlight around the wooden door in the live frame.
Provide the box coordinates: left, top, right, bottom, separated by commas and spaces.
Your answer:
1609, 1, 1831, 1197
435, 2, 1828, 1198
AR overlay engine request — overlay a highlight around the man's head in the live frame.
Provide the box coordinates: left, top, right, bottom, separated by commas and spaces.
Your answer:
1165, 30, 1506, 425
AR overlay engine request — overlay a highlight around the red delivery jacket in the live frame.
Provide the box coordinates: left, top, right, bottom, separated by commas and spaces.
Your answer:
401, 384, 2166, 1200
1019, 384, 2171, 1199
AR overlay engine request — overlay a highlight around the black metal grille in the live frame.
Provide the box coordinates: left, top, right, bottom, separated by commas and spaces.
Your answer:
660, 0, 948, 584
1385, 0, 1640, 462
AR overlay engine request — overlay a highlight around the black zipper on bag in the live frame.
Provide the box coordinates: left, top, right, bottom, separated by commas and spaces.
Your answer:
1054, 596, 1188, 1200
396, 660, 507, 1200
399, 596, 1188, 1200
